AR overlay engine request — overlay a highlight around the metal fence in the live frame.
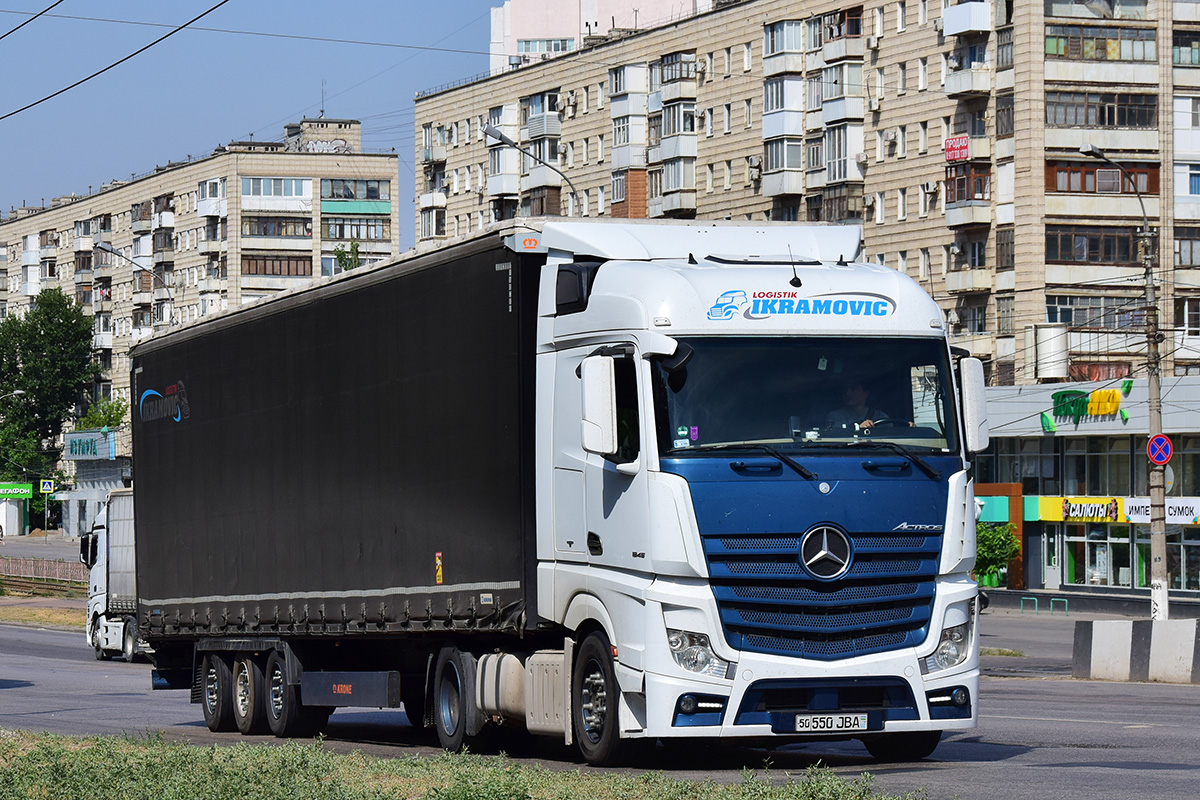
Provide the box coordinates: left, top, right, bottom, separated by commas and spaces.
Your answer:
0, 556, 87, 585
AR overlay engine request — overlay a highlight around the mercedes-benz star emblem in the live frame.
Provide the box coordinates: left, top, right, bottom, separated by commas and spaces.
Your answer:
800, 526, 853, 580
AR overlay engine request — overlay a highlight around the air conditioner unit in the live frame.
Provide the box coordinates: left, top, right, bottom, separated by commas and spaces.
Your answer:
862, 194, 876, 207
883, 128, 898, 144
748, 166, 762, 181
855, 151, 869, 164
949, 242, 962, 256
747, 155, 762, 168
947, 308, 960, 325
948, 54, 962, 70
866, 35, 880, 50
934, 17, 944, 31
868, 97, 882, 112
922, 181, 939, 194
695, 59, 707, 73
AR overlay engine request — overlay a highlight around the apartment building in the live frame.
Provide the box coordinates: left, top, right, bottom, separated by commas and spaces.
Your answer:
0, 118, 400, 413
418, 0, 1200, 384
417, 0, 1200, 604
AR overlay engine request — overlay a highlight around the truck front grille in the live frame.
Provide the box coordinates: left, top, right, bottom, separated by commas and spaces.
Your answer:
704, 530, 939, 661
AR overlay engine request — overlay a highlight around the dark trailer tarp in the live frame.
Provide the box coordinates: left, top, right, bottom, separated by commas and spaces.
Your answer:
131, 235, 540, 641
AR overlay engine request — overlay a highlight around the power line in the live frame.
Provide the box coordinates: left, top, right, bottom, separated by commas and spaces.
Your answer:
0, 0, 64, 43
0, 0, 234, 123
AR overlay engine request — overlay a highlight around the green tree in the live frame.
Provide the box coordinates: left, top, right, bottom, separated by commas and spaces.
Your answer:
334, 240, 362, 272
77, 397, 129, 430
975, 521, 1020, 578
0, 288, 96, 526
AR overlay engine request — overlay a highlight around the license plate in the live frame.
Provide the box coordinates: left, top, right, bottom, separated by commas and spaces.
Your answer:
794, 713, 869, 733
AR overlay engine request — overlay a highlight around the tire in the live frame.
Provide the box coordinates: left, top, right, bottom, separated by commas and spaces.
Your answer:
121, 618, 137, 663
232, 654, 268, 735
201, 653, 236, 733
92, 618, 112, 661
433, 645, 474, 752
264, 650, 306, 738
572, 631, 626, 766
862, 730, 943, 762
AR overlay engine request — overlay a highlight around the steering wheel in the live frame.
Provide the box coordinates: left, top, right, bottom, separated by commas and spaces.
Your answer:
861, 418, 902, 436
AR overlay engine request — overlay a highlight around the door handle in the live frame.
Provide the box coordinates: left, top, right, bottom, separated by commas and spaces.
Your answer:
587, 532, 603, 556
730, 459, 782, 473
861, 458, 909, 471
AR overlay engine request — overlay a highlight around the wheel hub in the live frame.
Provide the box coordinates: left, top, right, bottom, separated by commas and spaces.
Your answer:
580, 662, 608, 742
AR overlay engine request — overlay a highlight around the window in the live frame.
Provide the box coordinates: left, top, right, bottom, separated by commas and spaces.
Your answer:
1045, 25, 1156, 62
764, 77, 786, 112
662, 51, 697, 83
722, 103, 732, 134
648, 113, 662, 146
420, 208, 446, 238
1045, 160, 1155, 194
764, 20, 805, 55
897, 124, 908, 157
824, 125, 849, 182
611, 354, 640, 464
765, 138, 805, 171
823, 8, 863, 39
918, 57, 928, 90
996, 94, 1015, 137
919, 248, 931, 280
1191, 165, 1200, 196
743, 42, 753, 71
517, 38, 574, 54
822, 183, 863, 222
1183, 297, 1200, 335
896, 0, 907, 32
807, 138, 824, 169
704, 107, 714, 136
897, 61, 908, 94
324, 217, 390, 240
242, 256, 313, 276
965, 301, 986, 333
663, 102, 696, 136
1047, 294, 1144, 329
919, 120, 929, 153
320, 179, 389, 200
744, 99, 753, 127
897, 187, 908, 220
807, 73, 824, 109
612, 171, 627, 203
997, 295, 1015, 334
1046, 226, 1141, 265
241, 217, 311, 237
243, 178, 312, 197
1179, 30, 1200, 65
945, 163, 991, 203
997, 227, 1015, 271
873, 191, 885, 223
613, 116, 630, 146
663, 158, 695, 192
609, 67, 626, 95
1045, 91, 1157, 128
823, 62, 863, 100
1176, 227, 1200, 266
519, 90, 559, 124
998, 26, 1014, 68
967, 238, 986, 267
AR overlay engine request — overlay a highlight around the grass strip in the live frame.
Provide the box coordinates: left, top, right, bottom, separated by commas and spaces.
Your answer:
0, 730, 927, 800
979, 647, 1024, 657
0, 606, 85, 630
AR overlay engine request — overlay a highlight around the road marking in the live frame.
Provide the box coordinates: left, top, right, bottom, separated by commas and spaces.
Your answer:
989, 714, 1164, 728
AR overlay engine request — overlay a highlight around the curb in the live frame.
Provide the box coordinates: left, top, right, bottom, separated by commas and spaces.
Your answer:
1073, 619, 1200, 684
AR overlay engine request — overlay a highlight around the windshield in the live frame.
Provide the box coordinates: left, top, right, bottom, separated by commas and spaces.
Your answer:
651, 337, 960, 454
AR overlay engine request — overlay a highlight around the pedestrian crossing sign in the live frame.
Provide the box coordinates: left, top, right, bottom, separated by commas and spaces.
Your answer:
39, 479, 55, 493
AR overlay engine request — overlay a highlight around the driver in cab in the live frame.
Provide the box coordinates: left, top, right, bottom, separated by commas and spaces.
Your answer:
825, 380, 907, 432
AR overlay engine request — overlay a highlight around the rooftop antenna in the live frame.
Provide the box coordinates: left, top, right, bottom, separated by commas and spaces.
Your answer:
320, 79, 326, 118
787, 245, 803, 288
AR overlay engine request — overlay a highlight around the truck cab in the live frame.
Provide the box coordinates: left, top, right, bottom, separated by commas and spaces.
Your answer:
79, 488, 140, 662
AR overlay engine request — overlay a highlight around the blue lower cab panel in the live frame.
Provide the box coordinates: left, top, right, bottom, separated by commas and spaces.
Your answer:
661, 456, 953, 662
735, 678, 919, 731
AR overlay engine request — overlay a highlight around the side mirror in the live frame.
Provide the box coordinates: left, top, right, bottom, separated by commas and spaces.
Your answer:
80, 532, 96, 568
580, 355, 617, 456
960, 357, 989, 454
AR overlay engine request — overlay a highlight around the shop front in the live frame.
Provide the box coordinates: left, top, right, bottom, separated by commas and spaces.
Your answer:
975, 377, 1200, 599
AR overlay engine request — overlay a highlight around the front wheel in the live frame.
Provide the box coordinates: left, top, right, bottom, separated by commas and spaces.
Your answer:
121, 618, 137, 662
92, 618, 112, 661
572, 631, 626, 766
862, 730, 942, 762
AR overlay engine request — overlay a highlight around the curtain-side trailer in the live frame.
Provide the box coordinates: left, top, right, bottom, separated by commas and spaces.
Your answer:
132, 219, 988, 764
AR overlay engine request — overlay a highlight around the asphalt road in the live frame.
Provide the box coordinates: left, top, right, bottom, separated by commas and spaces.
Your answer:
2, 609, 1197, 799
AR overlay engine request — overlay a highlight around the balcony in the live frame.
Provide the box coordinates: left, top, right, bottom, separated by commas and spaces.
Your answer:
154, 285, 173, 302
153, 247, 174, 266
131, 216, 152, 234
421, 144, 447, 164
943, 1, 992, 36
196, 196, 226, 218
520, 165, 562, 192
762, 171, 806, 197
945, 201, 992, 227
152, 211, 175, 230
611, 144, 647, 170
74, 267, 92, 285
762, 109, 805, 140
39, 244, 55, 259
945, 268, 992, 293
92, 332, 113, 350
660, 80, 697, 104
660, 134, 698, 160
418, 191, 447, 210
198, 238, 226, 255
822, 96, 865, 124
945, 65, 991, 97
944, 134, 991, 161
524, 112, 561, 139
21, 249, 38, 266
73, 236, 92, 253
763, 52, 807, 77
662, 189, 697, 215
487, 173, 520, 196
822, 36, 865, 62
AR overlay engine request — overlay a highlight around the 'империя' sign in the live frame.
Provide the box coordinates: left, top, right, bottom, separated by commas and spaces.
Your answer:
64, 430, 116, 461
1122, 497, 1200, 524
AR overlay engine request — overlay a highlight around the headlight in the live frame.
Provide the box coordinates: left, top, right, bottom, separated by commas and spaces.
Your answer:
921, 601, 975, 674
666, 629, 730, 678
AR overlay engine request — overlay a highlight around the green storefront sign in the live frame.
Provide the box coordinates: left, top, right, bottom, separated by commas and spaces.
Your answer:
0, 483, 33, 500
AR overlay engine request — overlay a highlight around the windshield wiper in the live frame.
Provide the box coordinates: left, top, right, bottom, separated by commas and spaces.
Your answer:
853, 441, 942, 480
679, 443, 817, 480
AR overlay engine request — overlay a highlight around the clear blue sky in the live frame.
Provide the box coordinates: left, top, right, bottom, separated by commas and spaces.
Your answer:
0, 1, 498, 250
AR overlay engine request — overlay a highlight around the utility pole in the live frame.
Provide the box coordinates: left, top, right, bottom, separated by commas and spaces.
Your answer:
1081, 144, 1168, 620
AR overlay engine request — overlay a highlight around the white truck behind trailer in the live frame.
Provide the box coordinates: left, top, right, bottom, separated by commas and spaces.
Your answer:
80, 488, 140, 661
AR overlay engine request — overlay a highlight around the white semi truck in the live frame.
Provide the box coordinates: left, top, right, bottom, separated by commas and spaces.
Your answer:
79, 488, 140, 662
132, 219, 988, 764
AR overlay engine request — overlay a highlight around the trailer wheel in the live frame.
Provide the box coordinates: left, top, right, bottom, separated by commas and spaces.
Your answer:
433, 646, 473, 752
264, 650, 305, 738
862, 730, 942, 762
121, 618, 137, 663
201, 653, 236, 732
572, 631, 627, 766
232, 654, 268, 735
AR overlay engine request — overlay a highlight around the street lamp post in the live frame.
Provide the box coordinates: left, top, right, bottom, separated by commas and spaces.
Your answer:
1080, 143, 1168, 620
483, 124, 581, 215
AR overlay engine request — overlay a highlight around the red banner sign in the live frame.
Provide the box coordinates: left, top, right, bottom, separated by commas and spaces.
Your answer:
945, 135, 970, 162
